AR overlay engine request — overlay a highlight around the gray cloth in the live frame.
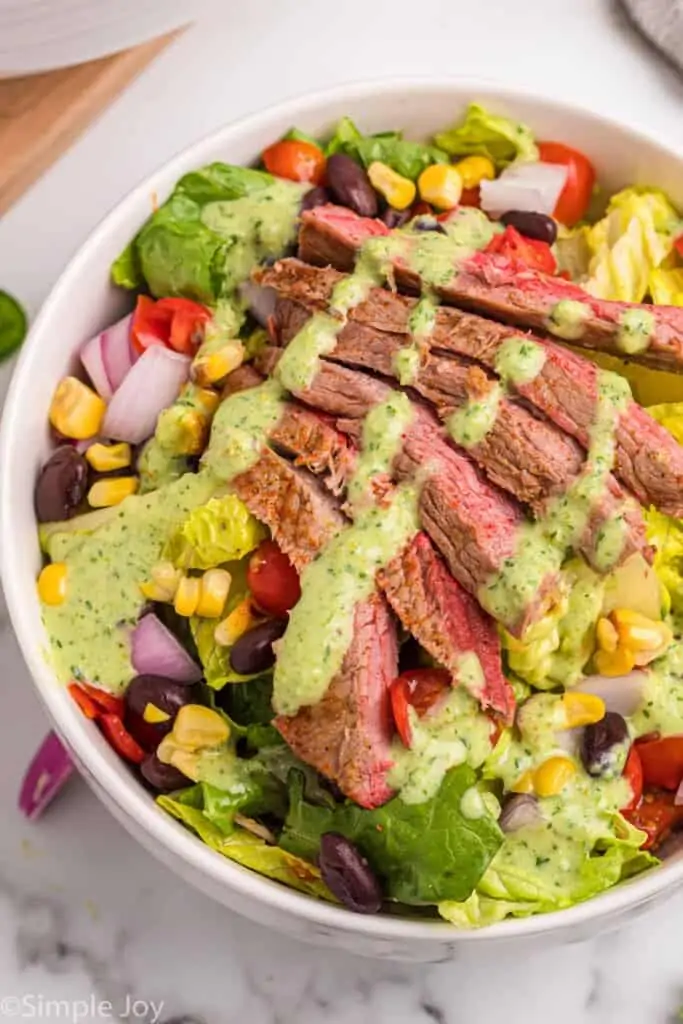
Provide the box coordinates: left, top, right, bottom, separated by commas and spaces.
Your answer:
620, 0, 683, 70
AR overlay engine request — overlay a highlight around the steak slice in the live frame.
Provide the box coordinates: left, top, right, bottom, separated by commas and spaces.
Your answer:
232, 449, 345, 571
275, 593, 398, 809
298, 205, 683, 373
270, 293, 651, 570
378, 533, 515, 723
260, 257, 683, 519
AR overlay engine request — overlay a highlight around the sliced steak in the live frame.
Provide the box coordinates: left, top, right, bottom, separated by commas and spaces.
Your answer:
259, 257, 683, 519
275, 593, 398, 809
232, 449, 345, 571
299, 204, 683, 372
378, 533, 515, 723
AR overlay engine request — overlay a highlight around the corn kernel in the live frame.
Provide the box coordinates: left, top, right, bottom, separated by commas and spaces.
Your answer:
177, 410, 208, 455
174, 576, 201, 617
417, 164, 463, 210
37, 563, 68, 605
194, 387, 221, 415
561, 691, 606, 728
143, 702, 171, 724
49, 376, 106, 440
510, 770, 535, 795
453, 155, 496, 189
367, 161, 416, 211
196, 568, 232, 619
533, 756, 576, 798
173, 704, 230, 750
594, 646, 637, 677
192, 343, 244, 386
596, 617, 619, 653
88, 476, 139, 508
214, 597, 257, 646
611, 609, 673, 653
85, 442, 132, 473
156, 737, 200, 781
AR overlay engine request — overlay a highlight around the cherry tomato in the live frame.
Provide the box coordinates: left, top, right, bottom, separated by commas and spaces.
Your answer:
68, 683, 99, 720
621, 745, 643, 813
485, 226, 557, 275
458, 186, 481, 208
262, 140, 326, 185
247, 539, 301, 617
99, 713, 145, 765
78, 681, 125, 717
537, 141, 596, 227
623, 789, 683, 850
636, 735, 683, 791
411, 201, 434, 218
674, 235, 683, 260
131, 295, 210, 355
390, 668, 451, 748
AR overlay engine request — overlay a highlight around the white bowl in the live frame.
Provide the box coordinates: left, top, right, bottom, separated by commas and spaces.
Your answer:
3, 79, 683, 962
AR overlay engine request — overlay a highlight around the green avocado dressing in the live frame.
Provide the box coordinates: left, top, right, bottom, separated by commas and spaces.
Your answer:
545, 299, 591, 341
395, 294, 437, 386
347, 392, 414, 511
631, 641, 683, 737
494, 337, 547, 386
617, 308, 655, 356
273, 485, 420, 716
447, 383, 503, 448
388, 681, 492, 804
202, 378, 286, 480
42, 473, 216, 694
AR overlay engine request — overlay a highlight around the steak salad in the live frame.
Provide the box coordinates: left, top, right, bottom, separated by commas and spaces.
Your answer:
34, 104, 683, 925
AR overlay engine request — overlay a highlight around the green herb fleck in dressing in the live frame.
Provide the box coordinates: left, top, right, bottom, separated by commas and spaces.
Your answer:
347, 392, 414, 512
546, 299, 590, 341
273, 485, 420, 716
447, 383, 503, 448
617, 308, 654, 356
203, 378, 286, 480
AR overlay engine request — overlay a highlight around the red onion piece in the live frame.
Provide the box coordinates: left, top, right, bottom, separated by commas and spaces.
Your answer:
481, 162, 568, 218
675, 778, 683, 807
101, 313, 135, 390
239, 281, 277, 327
499, 794, 541, 833
102, 345, 190, 444
80, 333, 113, 400
19, 731, 75, 820
572, 671, 647, 719
555, 725, 585, 757
131, 613, 202, 683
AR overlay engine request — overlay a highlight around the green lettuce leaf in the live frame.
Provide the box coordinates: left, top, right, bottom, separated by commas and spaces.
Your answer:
158, 793, 334, 900
111, 239, 143, 290
434, 103, 538, 168
282, 126, 321, 148
325, 116, 448, 181
280, 766, 502, 904
166, 493, 265, 570
582, 187, 682, 302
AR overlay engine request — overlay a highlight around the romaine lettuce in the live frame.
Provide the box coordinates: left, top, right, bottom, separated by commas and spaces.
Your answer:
325, 116, 448, 181
167, 493, 265, 570
280, 766, 502, 904
434, 103, 538, 168
650, 267, 683, 305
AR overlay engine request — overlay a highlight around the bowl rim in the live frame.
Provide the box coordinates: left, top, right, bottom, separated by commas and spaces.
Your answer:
2, 75, 681, 944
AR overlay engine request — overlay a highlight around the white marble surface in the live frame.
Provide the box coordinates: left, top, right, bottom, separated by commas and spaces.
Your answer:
2, 0, 683, 1019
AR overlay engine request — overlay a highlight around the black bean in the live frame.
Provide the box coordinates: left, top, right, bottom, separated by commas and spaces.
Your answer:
318, 833, 382, 913
500, 210, 558, 245
381, 206, 411, 229
412, 215, 446, 234
140, 753, 190, 792
301, 186, 331, 212
229, 618, 288, 675
326, 154, 378, 218
35, 446, 88, 522
581, 711, 629, 778
125, 674, 195, 738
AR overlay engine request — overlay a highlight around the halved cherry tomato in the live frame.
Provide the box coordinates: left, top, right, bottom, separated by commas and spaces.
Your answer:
621, 745, 643, 813
636, 735, 683, 791
623, 789, 683, 850
537, 141, 596, 227
131, 295, 211, 356
262, 140, 326, 185
458, 186, 481, 208
69, 683, 99, 720
99, 713, 145, 765
674, 235, 683, 260
485, 226, 557, 274
247, 539, 301, 617
390, 668, 451, 748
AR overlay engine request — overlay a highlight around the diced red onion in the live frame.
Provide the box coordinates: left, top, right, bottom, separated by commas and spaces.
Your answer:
675, 778, 683, 807
101, 313, 135, 390
131, 612, 202, 684
555, 725, 584, 757
499, 794, 541, 833
481, 162, 568, 219
102, 345, 190, 444
19, 731, 75, 820
239, 280, 277, 327
80, 333, 113, 400
572, 671, 647, 719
